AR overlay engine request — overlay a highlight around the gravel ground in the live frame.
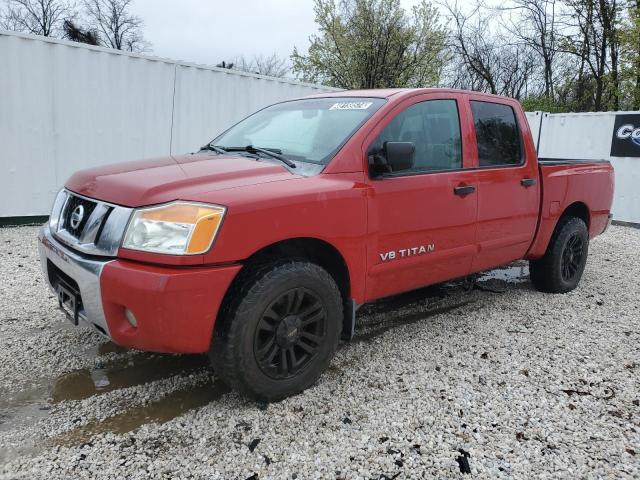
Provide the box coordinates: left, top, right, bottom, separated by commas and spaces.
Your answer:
0, 224, 638, 479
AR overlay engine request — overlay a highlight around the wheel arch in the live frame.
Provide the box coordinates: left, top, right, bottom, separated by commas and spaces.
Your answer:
216, 237, 356, 341
527, 201, 591, 259
560, 202, 590, 230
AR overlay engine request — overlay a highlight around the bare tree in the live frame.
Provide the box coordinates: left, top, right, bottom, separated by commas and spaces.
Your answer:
252, 53, 290, 77
83, 0, 147, 52
600, 0, 622, 109
232, 53, 290, 77
559, 0, 617, 110
443, 1, 539, 99
444, 2, 501, 94
0, 0, 73, 36
500, 0, 559, 98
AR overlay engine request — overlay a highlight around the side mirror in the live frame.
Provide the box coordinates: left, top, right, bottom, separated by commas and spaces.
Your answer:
384, 142, 415, 172
369, 142, 415, 176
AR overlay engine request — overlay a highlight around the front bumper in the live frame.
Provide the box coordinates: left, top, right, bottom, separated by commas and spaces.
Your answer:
38, 225, 242, 353
39, 225, 112, 336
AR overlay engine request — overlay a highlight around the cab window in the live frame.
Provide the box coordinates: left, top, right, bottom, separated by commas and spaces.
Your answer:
470, 101, 522, 166
370, 99, 462, 174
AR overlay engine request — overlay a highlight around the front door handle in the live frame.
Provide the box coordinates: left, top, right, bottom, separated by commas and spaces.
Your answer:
454, 185, 476, 196
521, 178, 537, 187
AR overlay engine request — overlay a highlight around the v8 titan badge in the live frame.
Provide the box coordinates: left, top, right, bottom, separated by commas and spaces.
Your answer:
379, 244, 435, 262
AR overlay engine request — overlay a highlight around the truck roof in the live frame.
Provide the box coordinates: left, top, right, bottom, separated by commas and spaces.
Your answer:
304, 88, 516, 102
305, 88, 412, 98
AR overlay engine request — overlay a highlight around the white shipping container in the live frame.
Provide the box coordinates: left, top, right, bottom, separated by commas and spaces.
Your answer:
0, 31, 337, 217
526, 112, 640, 224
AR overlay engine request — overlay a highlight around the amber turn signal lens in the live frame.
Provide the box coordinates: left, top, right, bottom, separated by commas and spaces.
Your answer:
186, 210, 225, 253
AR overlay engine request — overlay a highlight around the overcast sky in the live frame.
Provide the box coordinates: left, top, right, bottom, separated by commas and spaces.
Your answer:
130, 0, 424, 68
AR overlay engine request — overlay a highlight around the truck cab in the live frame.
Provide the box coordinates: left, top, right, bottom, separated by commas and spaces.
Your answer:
38, 88, 614, 401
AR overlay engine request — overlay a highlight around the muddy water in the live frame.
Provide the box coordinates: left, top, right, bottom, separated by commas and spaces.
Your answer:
477, 261, 529, 283
0, 387, 51, 434
0, 347, 223, 457
50, 353, 209, 403
0, 345, 210, 436
53, 379, 231, 447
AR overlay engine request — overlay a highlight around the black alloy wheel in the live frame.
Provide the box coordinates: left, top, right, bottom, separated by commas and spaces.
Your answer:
254, 287, 327, 379
529, 216, 589, 293
561, 234, 584, 282
209, 261, 342, 401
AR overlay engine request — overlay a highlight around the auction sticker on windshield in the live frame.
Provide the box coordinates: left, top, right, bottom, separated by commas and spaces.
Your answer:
329, 102, 373, 110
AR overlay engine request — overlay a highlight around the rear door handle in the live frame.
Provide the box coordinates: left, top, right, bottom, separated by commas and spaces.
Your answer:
521, 178, 537, 187
454, 185, 476, 196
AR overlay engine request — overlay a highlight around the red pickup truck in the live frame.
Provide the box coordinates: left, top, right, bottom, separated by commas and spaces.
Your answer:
38, 88, 614, 400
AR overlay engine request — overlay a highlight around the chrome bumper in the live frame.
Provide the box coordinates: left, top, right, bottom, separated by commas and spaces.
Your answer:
38, 225, 113, 337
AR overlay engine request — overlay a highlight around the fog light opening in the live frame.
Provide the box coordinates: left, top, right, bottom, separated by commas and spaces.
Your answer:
124, 308, 138, 328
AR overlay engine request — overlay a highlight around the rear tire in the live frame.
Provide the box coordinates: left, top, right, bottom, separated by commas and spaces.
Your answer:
209, 260, 343, 402
529, 217, 589, 293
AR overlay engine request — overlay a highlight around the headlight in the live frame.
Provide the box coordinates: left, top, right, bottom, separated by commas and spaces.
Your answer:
49, 189, 68, 232
122, 201, 226, 255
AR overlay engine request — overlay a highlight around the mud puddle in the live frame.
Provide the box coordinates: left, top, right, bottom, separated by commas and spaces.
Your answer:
51, 352, 209, 403
52, 379, 231, 447
0, 388, 52, 434
0, 344, 209, 434
477, 261, 529, 284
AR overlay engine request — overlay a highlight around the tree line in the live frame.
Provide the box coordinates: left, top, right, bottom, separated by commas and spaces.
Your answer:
293, 0, 640, 112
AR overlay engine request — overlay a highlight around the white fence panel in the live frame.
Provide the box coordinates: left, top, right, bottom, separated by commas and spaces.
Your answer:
537, 112, 615, 159
530, 112, 640, 224
0, 31, 335, 217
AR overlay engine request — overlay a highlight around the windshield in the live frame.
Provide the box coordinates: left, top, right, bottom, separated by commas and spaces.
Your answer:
211, 97, 386, 164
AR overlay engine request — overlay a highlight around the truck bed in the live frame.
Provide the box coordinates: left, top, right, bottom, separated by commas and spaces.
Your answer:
527, 158, 614, 259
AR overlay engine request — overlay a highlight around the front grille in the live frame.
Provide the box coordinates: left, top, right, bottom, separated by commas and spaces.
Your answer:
62, 195, 97, 239
51, 189, 132, 257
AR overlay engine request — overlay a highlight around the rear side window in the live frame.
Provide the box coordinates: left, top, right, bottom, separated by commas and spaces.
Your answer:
371, 99, 462, 173
471, 101, 522, 166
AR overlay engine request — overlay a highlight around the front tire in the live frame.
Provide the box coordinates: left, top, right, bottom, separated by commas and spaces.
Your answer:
209, 260, 343, 401
529, 217, 589, 293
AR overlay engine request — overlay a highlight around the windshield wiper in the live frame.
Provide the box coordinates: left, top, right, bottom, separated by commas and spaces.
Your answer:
248, 146, 297, 168
216, 145, 297, 168
200, 144, 228, 155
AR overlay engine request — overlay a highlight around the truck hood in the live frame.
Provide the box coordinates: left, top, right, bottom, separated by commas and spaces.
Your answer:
65, 153, 300, 207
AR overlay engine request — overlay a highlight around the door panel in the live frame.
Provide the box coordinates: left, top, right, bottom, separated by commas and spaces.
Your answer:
363, 94, 478, 302
472, 167, 539, 272
366, 171, 478, 300
467, 97, 540, 272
